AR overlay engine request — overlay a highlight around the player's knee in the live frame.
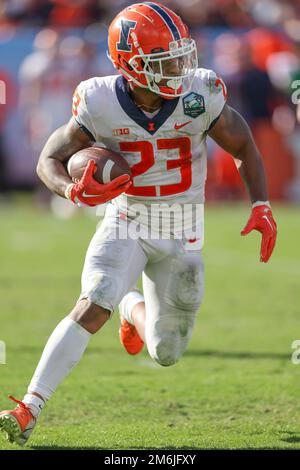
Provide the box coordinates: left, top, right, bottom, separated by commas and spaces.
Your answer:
69, 299, 111, 334
149, 336, 183, 367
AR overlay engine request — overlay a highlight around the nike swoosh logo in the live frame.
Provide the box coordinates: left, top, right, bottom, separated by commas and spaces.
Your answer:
174, 121, 192, 130
262, 215, 273, 230
188, 238, 199, 243
82, 192, 102, 198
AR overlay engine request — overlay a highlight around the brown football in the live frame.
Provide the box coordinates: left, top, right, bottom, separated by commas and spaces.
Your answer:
67, 147, 131, 184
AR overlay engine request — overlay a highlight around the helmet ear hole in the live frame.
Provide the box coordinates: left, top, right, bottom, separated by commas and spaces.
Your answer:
118, 55, 133, 71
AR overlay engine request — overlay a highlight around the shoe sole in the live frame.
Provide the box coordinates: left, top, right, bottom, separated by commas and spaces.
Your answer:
0, 414, 26, 446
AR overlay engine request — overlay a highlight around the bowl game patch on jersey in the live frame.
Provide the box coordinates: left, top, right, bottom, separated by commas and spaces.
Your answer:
182, 92, 206, 118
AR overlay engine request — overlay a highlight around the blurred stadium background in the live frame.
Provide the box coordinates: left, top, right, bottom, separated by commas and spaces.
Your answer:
0, 0, 300, 450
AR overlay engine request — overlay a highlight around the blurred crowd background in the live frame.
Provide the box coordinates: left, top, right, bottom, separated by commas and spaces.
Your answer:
0, 0, 300, 202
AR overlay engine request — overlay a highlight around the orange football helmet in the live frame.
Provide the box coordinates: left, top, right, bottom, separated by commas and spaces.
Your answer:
108, 2, 198, 98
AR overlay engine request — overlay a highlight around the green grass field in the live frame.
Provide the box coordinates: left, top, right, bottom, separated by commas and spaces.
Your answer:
0, 200, 299, 450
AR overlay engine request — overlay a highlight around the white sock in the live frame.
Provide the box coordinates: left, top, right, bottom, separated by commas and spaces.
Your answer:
27, 317, 91, 401
23, 393, 45, 419
119, 288, 145, 325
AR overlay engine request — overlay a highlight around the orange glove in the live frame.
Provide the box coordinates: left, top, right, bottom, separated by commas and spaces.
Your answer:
65, 159, 132, 207
241, 203, 277, 263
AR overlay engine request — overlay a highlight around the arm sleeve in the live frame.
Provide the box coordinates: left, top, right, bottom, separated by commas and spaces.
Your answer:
205, 71, 227, 131
72, 81, 96, 141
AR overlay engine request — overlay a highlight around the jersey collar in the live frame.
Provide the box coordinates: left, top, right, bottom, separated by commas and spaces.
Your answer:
115, 75, 179, 135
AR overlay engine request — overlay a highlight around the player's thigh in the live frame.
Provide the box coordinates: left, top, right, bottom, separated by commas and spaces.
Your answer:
143, 250, 204, 366
80, 215, 147, 312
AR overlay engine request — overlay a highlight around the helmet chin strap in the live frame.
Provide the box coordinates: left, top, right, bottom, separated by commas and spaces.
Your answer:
166, 78, 183, 91
151, 64, 183, 95
159, 85, 183, 99
147, 74, 183, 98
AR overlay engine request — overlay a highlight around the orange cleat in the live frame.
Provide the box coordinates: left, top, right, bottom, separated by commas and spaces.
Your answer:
119, 317, 144, 355
0, 395, 36, 446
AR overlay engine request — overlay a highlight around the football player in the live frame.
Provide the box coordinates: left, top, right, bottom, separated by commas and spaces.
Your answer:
0, 2, 277, 445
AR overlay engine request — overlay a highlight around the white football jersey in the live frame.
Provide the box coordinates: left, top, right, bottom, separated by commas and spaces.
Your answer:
73, 68, 227, 245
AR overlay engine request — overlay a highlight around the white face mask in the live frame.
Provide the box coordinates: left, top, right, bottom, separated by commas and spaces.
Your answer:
129, 37, 198, 97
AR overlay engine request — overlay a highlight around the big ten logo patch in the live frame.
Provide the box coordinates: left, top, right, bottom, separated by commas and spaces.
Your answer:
113, 128, 130, 136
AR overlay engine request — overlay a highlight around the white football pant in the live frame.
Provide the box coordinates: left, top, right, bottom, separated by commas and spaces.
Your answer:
79, 204, 205, 366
